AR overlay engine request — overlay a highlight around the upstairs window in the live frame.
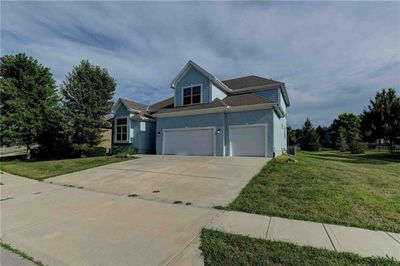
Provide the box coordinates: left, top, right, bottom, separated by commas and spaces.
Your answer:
116, 118, 128, 141
183, 86, 201, 105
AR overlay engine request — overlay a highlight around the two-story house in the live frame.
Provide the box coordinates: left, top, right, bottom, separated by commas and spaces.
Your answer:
111, 60, 290, 157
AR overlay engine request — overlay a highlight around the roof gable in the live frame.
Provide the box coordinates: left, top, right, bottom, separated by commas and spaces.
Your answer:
112, 98, 148, 113
170, 60, 231, 92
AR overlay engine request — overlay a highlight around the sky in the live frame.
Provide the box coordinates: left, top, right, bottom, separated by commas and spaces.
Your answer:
1, 1, 399, 128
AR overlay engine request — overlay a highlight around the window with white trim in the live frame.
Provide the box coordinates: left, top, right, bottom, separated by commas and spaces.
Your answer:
183, 86, 201, 105
116, 118, 128, 141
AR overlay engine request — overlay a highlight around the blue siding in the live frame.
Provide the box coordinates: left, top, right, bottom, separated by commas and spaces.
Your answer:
156, 113, 225, 156
114, 103, 131, 117
278, 90, 286, 114
255, 88, 279, 103
175, 67, 210, 106
112, 103, 156, 153
138, 121, 156, 153
225, 109, 274, 157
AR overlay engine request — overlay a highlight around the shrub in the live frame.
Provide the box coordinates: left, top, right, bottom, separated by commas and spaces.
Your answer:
115, 153, 130, 158
85, 147, 107, 157
112, 146, 136, 155
72, 145, 107, 157
349, 141, 367, 154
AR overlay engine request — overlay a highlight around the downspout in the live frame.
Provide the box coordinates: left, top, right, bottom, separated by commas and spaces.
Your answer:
223, 110, 227, 156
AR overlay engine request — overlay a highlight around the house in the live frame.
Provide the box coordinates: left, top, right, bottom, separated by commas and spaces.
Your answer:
111, 60, 290, 157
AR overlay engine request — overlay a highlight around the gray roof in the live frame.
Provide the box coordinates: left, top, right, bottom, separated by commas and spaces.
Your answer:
120, 98, 148, 112
148, 97, 174, 114
154, 93, 274, 114
222, 93, 273, 106
155, 98, 226, 114
116, 74, 287, 117
222, 75, 283, 90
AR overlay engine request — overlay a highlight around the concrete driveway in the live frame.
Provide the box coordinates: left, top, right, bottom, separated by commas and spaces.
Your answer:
48, 155, 268, 208
1, 173, 218, 266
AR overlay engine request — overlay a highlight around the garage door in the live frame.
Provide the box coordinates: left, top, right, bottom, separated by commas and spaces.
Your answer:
163, 127, 215, 156
230, 124, 266, 157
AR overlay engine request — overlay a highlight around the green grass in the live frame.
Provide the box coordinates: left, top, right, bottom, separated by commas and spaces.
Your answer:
200, 229, 399, 266
0, 241, 46, 266
0, 156, 135, 180
228, 150, 400, 232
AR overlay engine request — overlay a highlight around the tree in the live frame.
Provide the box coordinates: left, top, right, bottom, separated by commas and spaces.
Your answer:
61, 60, 116, 152
287, 125, 297, 146
361, 88, 400, 152
337, 127, 348, 152
299, 118, 320, 151
331, 113, 361, 150
0, 54, 59, 159
316, 126, 332, 148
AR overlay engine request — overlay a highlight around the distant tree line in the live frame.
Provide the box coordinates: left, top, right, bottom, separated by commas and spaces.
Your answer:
288, 88, 400, 154
0, 53, 116, 159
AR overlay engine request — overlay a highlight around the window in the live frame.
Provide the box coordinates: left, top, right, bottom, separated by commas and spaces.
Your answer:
183, 86, 201, 105
116, 118, 128, 141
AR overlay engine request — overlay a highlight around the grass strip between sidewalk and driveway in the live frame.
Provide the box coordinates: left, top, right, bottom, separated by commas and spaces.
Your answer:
200, 229, 399, 266
0, 156, 135, 180
228, 150, 400, 233
1, 241, 46, 266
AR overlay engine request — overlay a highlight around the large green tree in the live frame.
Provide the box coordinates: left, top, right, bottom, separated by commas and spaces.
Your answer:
61, 60, 116, 151
299, 118, 320, 151
0, 54, 59, 159
361, 88, 400, 152
330, 113, 361, 150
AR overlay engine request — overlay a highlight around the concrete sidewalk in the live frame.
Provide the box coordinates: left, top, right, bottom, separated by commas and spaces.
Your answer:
2, 171, 399, 265
206, 211, 400, 260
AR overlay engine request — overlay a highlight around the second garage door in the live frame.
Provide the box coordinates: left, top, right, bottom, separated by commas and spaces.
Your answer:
163, 127, 215, 156
230, 124, 266, 157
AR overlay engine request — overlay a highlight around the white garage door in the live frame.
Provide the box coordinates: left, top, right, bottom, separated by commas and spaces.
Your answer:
163, 127, 215, 156
230, 124, 266, 157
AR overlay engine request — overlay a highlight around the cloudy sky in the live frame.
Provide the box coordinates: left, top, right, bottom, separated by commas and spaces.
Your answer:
2, 1, 399, 128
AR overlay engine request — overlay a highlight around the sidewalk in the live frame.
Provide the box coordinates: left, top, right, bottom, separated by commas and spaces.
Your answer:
206, 211, 400, 260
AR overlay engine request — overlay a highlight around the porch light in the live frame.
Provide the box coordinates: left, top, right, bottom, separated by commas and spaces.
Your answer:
157, 131, 161, 136
216, 129, 221, 134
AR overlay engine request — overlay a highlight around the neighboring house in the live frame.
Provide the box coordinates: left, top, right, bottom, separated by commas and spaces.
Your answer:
111, 60, 290, 157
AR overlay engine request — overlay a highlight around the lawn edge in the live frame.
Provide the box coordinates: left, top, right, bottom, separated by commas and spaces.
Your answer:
0, 156, 137, 180
0, 240, 47, 266
200, 228, 400, 264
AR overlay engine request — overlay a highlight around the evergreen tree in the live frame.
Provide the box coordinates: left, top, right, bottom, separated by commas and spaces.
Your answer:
361, 88, 400, 152
337, 127, 348, 152
61, 60, 116, 151
0, 54, 59, 159
299, 118, 320, 151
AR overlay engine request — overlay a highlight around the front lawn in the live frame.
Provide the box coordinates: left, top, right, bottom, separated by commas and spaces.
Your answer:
201, 229, 399, 266
0, 156, 134, 180
228, 150, 400, 232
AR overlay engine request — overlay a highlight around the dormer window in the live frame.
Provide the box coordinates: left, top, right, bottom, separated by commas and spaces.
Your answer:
183, 85, 201, 105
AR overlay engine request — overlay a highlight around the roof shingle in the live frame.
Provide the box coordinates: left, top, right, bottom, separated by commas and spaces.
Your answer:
120, 98, 148, 112
222, 75, 283, 90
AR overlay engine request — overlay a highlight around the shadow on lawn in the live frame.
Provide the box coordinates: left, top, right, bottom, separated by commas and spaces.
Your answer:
303, 152, 398, 165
